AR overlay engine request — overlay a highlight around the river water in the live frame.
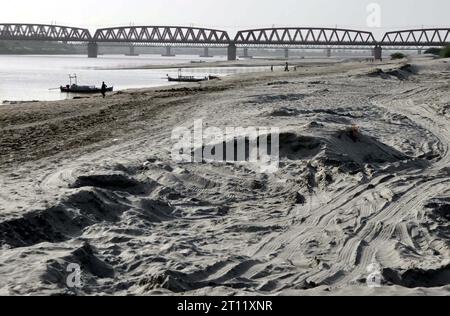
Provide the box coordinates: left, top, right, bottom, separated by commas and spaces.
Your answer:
0, 54, 263, 102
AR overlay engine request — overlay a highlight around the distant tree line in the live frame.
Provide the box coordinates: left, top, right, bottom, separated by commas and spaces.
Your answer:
0, 41, 80, 54
390, 45, 450, 60
425, 45, 450, 58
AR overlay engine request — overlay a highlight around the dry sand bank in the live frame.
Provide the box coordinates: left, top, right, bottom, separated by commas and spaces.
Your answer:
100, 57, 345, 70
0, 57, 449, 296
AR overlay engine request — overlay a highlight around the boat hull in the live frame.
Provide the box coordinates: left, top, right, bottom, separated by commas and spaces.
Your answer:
167, 77, 207, 83
60, 86, 114, 93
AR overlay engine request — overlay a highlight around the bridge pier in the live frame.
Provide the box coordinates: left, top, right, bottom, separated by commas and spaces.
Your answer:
373, 45, 382, 61
326, 48, 331, 58
87, 42, 98, 58
227, 43, 237, 61
126, 45, 139, 56
162, 46, 175, 57
239, 48, 252, 58
200, 47, 213, 58
284, 48, 289, 59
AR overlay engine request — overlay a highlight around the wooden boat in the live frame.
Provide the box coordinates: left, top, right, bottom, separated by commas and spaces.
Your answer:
60, 85, 114, 93
167, 76, 208, 83
59, 74, 113, 93
167, 69, 209, 83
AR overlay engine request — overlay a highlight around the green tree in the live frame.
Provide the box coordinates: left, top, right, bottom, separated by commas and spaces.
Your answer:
441, 45, 450, 58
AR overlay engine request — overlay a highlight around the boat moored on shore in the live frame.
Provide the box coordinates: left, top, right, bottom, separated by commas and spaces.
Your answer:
167, 69, 212, 83
59, 74, 113, 93
60, 85, 114, 93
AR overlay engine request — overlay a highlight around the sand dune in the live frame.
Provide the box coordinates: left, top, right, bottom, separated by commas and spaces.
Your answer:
0, 57, 449, 296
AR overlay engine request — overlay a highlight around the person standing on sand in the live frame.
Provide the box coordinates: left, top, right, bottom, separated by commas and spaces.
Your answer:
271, 65, 274, 72
284, 62, 289, 72
101, 82, 108, 98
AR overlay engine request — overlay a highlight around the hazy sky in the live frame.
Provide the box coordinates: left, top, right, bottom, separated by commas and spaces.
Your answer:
1, 0, 449, 35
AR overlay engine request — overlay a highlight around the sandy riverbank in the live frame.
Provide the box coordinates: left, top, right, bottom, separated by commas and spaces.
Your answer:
0, 56, 449, 295
99, 56, 348, 70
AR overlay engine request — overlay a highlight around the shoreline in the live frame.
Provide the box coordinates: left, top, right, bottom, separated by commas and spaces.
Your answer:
0, 57, 414, 168
0, 58, 409, 169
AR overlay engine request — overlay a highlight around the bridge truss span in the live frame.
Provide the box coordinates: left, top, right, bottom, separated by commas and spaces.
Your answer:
234, 27, 376, 47
93, 26, 231, 46
2, 23, 450, 60
0, 23, 92, 42
381, 28, 450, 47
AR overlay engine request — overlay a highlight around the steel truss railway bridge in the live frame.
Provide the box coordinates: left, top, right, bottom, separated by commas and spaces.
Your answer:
0, 23, 449, 60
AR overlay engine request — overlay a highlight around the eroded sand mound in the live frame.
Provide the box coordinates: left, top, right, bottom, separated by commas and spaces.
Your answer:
365, 64, 418, 80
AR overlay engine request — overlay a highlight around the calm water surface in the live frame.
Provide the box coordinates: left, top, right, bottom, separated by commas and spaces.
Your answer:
0, 54, 267, 102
